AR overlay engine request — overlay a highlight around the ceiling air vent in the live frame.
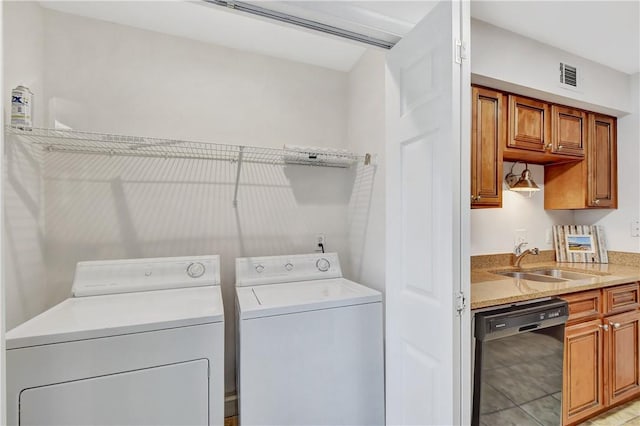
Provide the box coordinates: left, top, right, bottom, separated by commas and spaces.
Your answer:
560, 63, 578, 87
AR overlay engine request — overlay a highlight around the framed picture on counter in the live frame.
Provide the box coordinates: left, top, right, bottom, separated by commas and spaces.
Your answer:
566, 234, 595, 253
553, 225, 607, 263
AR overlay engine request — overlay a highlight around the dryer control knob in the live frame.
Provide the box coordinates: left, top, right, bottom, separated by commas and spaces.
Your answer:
255, 264, 265, 273
316, 258, 330, 272
187, 262, 206, 278
285, 263, 294, 271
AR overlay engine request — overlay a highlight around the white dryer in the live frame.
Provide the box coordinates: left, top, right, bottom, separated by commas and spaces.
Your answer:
235, 252, 384, 426
6, 255, 225, 426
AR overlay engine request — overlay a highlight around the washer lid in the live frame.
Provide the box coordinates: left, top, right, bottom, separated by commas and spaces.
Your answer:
6, 286, 223, 350
236, 278, 381, 319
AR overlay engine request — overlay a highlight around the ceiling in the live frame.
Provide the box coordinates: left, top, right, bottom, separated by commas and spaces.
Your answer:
40, 1, 639, 74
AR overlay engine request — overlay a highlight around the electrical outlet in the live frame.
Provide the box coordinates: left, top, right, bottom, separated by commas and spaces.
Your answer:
545, 228, 553, 244
632, 221, 640, 237
514, 229, 527, 247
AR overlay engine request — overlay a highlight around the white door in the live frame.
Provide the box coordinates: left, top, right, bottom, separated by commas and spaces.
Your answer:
385, 1, 471, 425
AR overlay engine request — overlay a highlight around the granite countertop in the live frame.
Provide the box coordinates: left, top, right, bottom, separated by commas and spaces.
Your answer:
471, 261, 640, 310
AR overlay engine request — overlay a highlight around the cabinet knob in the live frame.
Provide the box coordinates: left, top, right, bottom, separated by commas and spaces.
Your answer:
546, 143, 552, 150
594, 199, 601, 205
611, 322, 621, 329
471, 195, 476, 201
477, 195, 481, 200
558, 145, 564, 150
599, 324, 609, 331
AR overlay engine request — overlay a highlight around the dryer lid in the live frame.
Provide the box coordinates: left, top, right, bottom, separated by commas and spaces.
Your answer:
6, 286, 224, 349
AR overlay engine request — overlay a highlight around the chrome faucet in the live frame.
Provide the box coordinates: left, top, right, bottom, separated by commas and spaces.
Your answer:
514, 242, 540, 268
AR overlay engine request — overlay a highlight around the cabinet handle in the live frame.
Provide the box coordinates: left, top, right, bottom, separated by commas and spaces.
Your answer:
611, 322, 621, 329
599, 324, 609, 331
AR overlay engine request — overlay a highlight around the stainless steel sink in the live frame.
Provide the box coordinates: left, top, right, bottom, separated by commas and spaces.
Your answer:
492, 268, 599, 282
527, 269, 597, 280
493, 271, 566, 282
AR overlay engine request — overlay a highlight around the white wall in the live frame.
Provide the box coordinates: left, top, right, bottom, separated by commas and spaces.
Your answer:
3, 2, 47, 330
471, 19, 633, 116
470, 19, 637, 256
346, 50, 386, 292
42, 9, 348, 146
1, 7, 384, 402
471, 163, 574, 255
575, 73, 640, 253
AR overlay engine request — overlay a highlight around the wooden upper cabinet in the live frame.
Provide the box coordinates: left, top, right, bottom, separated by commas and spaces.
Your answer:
508, 95, 549, 152
551, 105, 586, 158
604, 310, 640, 406
588, 114, 617, 208
564, 319, 605, 425
503, 95, 587, 164
471, 87, 503, 208
545, 113, 617, 210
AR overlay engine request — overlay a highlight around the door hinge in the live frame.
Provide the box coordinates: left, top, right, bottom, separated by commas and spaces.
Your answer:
456, 291, 466, 316
455, 39, 468, 64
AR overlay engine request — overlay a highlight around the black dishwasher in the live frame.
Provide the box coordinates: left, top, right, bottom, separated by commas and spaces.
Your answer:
472, 298, 569, 426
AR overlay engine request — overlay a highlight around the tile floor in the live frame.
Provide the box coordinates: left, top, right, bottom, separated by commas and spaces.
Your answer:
223, 399, 640, 426
581, 399, 640, 425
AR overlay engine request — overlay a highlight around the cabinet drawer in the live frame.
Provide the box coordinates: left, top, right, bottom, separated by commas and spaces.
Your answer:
562, 290, 601, 324
603, 283, 640, 315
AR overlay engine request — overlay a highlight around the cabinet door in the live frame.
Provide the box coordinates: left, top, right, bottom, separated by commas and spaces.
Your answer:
471, 87, 502, 208
564, 319, 605, 425
605, 310, 640, 406
588, 114, 617, 208
508, 95, 549, 152
551, 105, 586, 157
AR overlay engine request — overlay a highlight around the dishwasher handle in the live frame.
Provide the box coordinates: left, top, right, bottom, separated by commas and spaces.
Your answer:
518, 323, 540, 332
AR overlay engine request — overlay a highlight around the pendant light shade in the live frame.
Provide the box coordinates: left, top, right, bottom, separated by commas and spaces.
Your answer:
505, 162, 541, 192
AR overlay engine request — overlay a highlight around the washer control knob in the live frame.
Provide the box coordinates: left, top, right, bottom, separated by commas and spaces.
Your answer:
255, 264, 265, 273
285, 263, 294, 271
186, 262, 206, 278
316, 258, 330, 272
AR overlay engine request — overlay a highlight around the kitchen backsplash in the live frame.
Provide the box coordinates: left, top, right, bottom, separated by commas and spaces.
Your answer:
471, 250, 640, 269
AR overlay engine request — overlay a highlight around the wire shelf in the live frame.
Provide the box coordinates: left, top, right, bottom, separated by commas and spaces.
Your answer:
5, 126, 370, 168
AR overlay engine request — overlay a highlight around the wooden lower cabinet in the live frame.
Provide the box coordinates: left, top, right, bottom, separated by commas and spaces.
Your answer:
562, 284, 640, 425
563, 319, 605, 425
605, 310, 640, 406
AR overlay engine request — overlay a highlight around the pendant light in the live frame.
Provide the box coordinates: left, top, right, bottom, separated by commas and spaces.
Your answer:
505, 161, 541, 192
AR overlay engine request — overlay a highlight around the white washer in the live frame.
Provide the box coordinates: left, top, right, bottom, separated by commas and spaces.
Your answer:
235, 252, 384, 426
6, 255, 225, 426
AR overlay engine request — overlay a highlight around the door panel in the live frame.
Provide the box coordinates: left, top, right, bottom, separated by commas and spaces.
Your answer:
20, 360, 209, 426
386, 1, 469, 424
508, 95, 549, 152
471, 87, 502, 207
563, 320, 604, 425
551, 105, 586, 157
589, 114, 617, 208
605, 311, 640, 405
